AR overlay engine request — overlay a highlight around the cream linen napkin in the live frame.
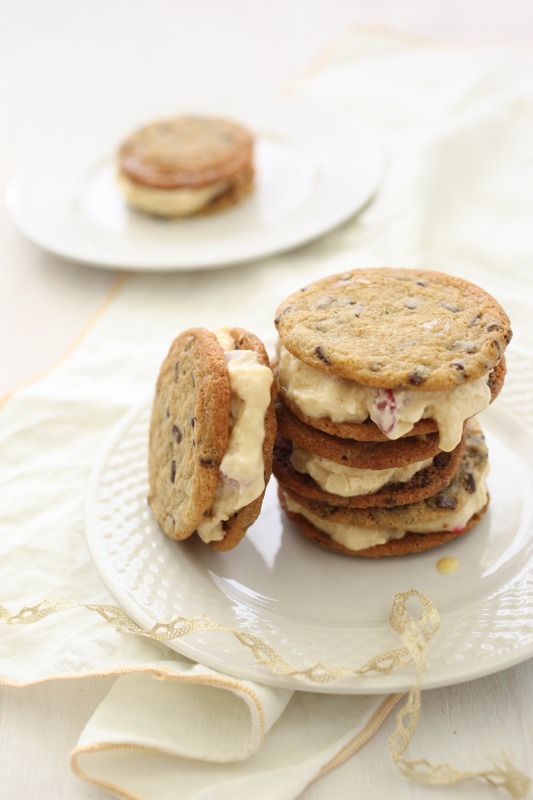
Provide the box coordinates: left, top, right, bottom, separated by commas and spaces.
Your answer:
2, 27, 533, 800
72, 676, 397, 799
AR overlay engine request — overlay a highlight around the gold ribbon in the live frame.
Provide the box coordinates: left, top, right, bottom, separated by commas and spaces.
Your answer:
0, 590, 530, 796
0, 592, 431, 682
387, 592, 530, 798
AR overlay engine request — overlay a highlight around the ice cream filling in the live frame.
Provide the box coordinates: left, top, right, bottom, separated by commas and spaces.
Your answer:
290, 445, 434, 497
277, 344, 491, 452
118, 172, 231, 216
282, 465, 488, 551
196, 329, 273, 543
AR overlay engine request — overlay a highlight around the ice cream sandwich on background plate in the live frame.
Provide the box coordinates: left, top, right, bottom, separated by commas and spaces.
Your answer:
118, 115, 254, 218
273, 267, 511, 557
148, 327, 276, 551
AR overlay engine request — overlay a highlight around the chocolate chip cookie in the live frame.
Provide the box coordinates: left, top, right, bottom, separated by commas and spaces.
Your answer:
148, 327, 276, 550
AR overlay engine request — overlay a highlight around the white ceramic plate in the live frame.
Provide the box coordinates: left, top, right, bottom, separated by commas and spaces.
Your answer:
5, 98, 383, 270
85, 397, 533, 694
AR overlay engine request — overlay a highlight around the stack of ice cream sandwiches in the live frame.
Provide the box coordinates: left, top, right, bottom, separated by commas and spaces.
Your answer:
272, 267, 511, 557
147, 267, 511, 559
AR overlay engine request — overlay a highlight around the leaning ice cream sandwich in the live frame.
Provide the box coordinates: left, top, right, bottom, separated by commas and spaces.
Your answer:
273, 267, 511, 556
117, 115, 254, 218
148, 327, 276, 551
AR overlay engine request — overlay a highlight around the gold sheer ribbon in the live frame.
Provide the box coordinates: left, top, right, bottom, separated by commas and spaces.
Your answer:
0, 589, 529, 796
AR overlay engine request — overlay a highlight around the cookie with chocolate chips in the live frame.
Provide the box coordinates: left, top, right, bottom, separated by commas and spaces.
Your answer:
274, 268, 511, 391
148, 327, 276, 550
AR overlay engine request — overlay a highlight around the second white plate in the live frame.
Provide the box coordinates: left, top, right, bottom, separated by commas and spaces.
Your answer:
6, 98, 383, 271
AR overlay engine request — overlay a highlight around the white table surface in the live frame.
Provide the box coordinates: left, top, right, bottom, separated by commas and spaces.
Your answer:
2, 2, 532, 798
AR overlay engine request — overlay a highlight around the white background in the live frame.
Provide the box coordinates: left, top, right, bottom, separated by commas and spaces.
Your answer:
2, 0, 533, 395
2, 2, 533, 799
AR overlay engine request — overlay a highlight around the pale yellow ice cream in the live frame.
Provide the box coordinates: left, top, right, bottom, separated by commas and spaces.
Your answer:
277, 344, 491, 452
290, 445, 434, 497
282, 466, 489, 551
197, 329, 273, 543
118, 172, 230, 217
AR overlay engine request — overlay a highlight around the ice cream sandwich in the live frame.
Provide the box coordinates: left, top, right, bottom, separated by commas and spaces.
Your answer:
148, 327, 276, 551
118, 115, 254, 217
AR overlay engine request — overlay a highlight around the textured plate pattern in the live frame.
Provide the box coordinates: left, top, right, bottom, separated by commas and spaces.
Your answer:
85, 346, 533, 694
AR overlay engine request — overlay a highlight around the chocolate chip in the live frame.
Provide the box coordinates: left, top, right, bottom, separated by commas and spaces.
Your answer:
174, 361, 180, 381
338, 295, 353, 306
433, 452, 451, 468
452, 361, 465, 372
274, 305, 293, 325
171, 424, 182, 443
409, 365, 431, 385
435, 494, 457, 510
418, 472, 431, 488
486, 322, 501, 332
315, 295, 333, 309
170, 460, 176, 482
321, 505, 337, 519
404, 297, 420, 310
199, 457, 214, 466
441, 301, 461, 313
464, 472, 476, 493
316, 318, 335, 332
469, 314, 482, 327
454, 340, 478, 354
314, 346, 332, 366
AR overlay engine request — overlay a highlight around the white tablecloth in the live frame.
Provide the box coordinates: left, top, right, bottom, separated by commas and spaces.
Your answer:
2, 7, 533, 799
